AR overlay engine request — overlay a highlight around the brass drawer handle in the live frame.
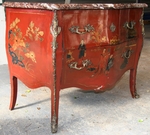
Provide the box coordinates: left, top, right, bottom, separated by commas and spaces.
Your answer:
69, 24, 94, 34
124, 21, 136, 29
69, 59, 91, 70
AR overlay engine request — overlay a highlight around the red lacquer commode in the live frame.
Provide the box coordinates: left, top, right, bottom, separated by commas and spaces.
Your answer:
3, 2, 147, 133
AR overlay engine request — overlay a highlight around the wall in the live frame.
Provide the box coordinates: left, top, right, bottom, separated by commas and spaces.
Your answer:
0, 6, 7, 65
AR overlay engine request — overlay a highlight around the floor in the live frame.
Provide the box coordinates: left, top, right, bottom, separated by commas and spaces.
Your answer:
0, 25, 150, 135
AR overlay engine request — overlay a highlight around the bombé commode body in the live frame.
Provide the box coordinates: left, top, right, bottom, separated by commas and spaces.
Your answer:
3, 2, 147, 133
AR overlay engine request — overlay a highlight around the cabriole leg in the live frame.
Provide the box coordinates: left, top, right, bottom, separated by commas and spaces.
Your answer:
9, 76, 18, 110
130, 69, 140, 99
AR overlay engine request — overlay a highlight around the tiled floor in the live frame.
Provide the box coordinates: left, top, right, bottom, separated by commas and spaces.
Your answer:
0, 25, 150, 135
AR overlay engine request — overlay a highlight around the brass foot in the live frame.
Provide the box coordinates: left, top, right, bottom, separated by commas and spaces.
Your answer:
135, 93, 140, 99
51, 115, 58, 133
51, 123, 58, 133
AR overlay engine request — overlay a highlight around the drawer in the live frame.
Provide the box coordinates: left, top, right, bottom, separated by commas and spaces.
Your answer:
62, 8, 143, 50
120, 8, 143, 41
61, 41, 137, 90
62, 9, 120, 49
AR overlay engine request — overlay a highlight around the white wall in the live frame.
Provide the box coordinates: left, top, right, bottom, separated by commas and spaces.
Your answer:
0, 6, 7, 65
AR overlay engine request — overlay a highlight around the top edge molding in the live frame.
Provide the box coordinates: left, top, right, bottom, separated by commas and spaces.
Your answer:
3, 2, 148, 10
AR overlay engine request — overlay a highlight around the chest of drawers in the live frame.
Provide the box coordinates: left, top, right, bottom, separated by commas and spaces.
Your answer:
3, 2, 147, 133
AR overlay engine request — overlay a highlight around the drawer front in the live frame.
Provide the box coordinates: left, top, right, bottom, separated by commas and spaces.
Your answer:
61, 40, 137, 90
62, 8, 143, 50
61, 8, 142, 90
62, 9, 120, 49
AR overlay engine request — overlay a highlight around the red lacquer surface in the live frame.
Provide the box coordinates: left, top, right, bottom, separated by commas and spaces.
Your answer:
6, 8, 54, 88
5, 7, 144, 133
61, 9, 143, 92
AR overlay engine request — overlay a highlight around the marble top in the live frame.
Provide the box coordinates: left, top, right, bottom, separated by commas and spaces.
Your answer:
3, 2, 148, 10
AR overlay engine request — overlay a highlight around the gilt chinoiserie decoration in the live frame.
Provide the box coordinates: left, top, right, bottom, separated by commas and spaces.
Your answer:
8, 18, 44, 70
3, 2, 148, 133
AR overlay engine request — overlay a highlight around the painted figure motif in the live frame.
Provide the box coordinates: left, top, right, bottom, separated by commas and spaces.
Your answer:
68, 39, 114, 74
78, 39, 86, 59
94, 49, 110, 74
68, 21, 122, 74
